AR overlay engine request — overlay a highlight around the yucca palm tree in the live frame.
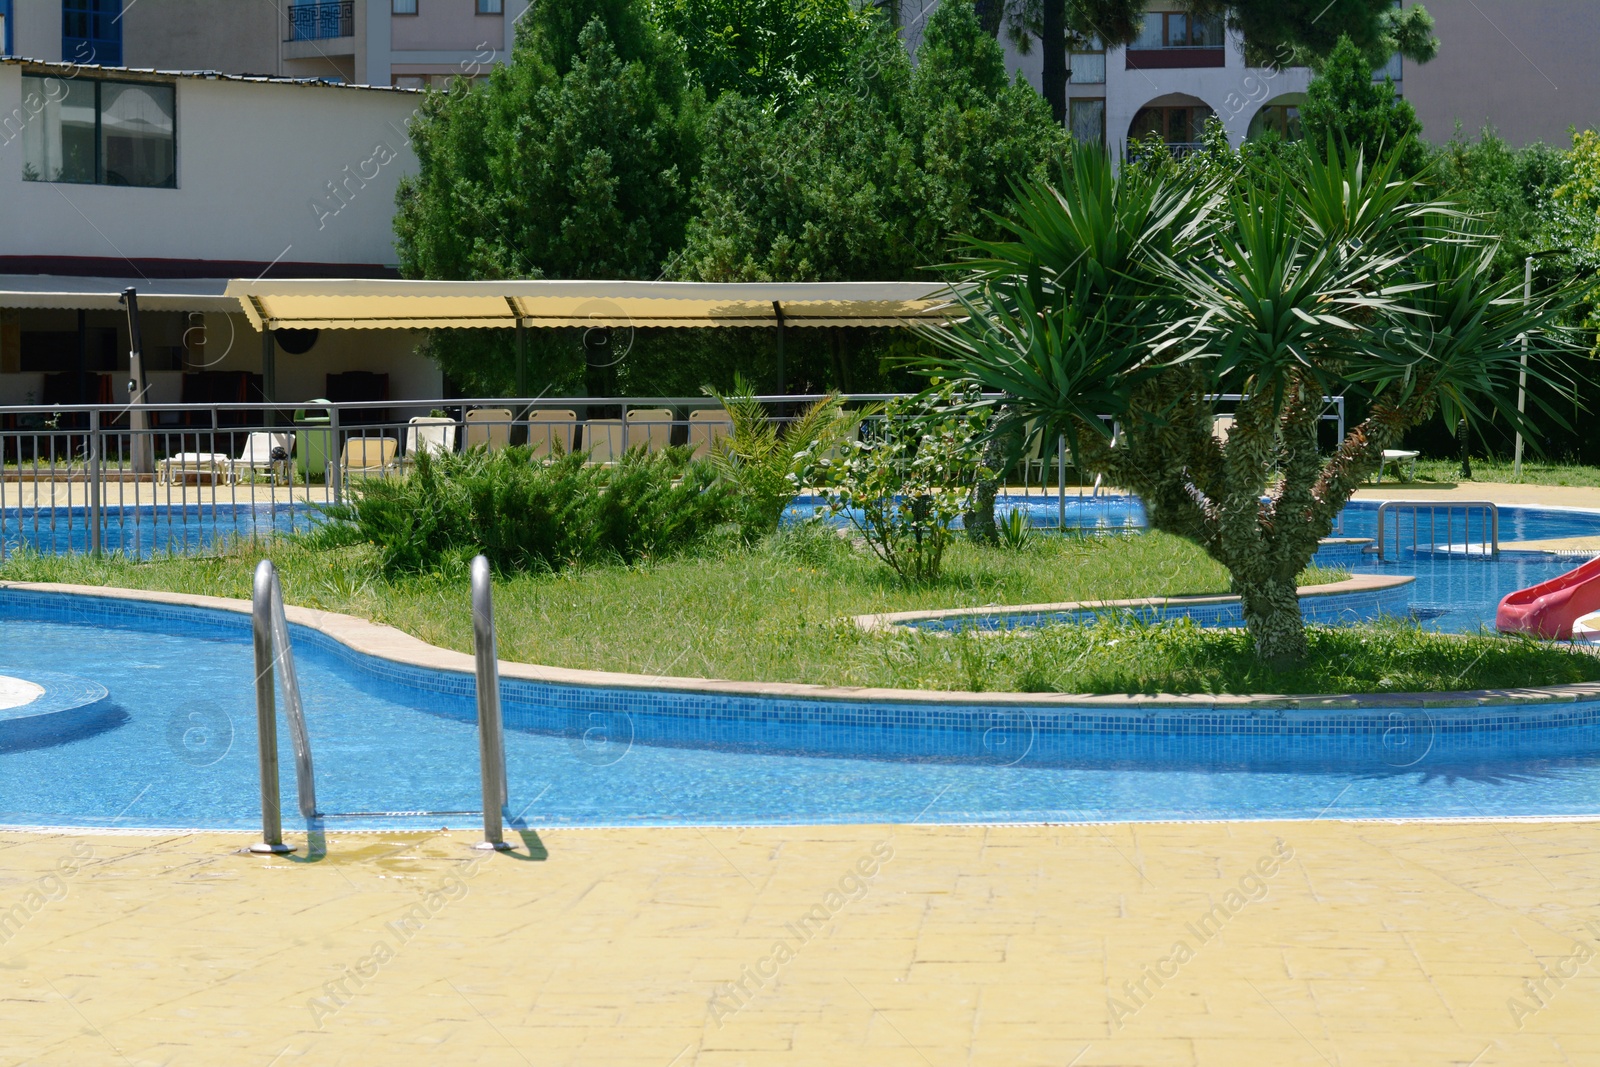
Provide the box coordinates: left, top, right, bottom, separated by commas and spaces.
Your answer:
925, 142, 1583, 666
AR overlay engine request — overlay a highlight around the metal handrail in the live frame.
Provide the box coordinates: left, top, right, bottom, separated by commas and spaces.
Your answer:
1375, 500, 1499, 562
471, 555, 511, 851
249, 559, 317, 854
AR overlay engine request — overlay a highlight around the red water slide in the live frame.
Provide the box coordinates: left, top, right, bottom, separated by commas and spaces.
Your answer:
1496, 556, 1600, 639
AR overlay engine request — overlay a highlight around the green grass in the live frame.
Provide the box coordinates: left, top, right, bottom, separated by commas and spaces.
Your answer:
1394, 456, 1600, 488
6, 525, 1596, 695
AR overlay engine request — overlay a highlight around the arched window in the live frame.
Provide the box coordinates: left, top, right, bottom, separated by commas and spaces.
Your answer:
1247, 97, 1305, 142
1129, 103, 1214, 147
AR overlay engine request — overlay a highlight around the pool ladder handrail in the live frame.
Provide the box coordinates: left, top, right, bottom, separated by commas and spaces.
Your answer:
472, 555, 512, 850
250, 559, 318, 854
1374, 500, 1499, 562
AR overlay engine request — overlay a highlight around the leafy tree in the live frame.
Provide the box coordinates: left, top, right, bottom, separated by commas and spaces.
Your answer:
921, 144, 1586, 666
1434, 126, 1572, 276
393, 0, 703, 392
652, 0, 876, 110
673, 0, 1068, 282
1301, 34, 1425, 172
1550, 130, 1600, 352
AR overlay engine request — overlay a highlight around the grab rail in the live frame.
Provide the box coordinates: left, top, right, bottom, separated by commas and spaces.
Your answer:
471, 555, 511, 850
1375, 501, 1499, 562
250, 559, 318, 853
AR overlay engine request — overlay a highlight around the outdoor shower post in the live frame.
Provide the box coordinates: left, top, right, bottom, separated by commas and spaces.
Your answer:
250, 560, 292, 854
87, 408, 101, 557
471, 555, 511, 850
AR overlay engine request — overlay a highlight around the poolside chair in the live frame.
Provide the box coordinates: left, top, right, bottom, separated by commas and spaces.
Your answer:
625, 408, 675, 453
1015, 420, 1048, 493
687, 408, 732, 460
340, 436, 399, 479
582, 419, 625, 464
227, 432, 293, 484
526, 409, 578, 460
464, 408, 513, 452
403, 416, 457, 461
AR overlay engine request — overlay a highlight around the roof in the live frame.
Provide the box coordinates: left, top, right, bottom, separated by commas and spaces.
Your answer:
1, 57, 417, 92
226, 279, 960, 330
0, 275, 237, 313
0, 275, 960, 327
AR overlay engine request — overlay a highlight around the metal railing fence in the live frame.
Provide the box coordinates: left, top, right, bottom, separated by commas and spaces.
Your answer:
0, 393, 1344, 559
285, 0, 353, 40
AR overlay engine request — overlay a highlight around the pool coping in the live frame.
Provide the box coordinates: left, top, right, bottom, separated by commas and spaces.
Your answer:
851, 573, 1413, 633
6, 578, 1600, 712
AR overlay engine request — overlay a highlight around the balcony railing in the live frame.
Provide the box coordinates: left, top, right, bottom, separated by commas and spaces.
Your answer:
1126, 46, 1226, 70
286, 0, 353, 41
1125, 141, 1205, 164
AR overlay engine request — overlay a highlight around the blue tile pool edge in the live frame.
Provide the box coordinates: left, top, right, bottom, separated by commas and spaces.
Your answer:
5, 582, 1600, 747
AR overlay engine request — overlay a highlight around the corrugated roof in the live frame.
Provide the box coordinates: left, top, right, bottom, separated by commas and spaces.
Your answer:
226, 278, 962, 330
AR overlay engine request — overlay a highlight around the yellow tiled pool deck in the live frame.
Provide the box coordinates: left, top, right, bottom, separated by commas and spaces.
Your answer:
2, 820, 1597, 1066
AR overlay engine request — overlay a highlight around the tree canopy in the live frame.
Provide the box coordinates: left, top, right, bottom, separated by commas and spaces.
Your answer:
394, 0, 703, 282
652, 0, 877, 110
1300, 35, 1425, 173
673, 0, 1068, 282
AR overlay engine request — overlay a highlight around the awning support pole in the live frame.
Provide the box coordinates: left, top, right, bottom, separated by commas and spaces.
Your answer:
261, 328, 277, 426
515, 319, 528, 397
772, 301, 785, 394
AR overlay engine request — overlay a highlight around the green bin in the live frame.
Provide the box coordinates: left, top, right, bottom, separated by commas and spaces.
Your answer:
294, 400, 334, 482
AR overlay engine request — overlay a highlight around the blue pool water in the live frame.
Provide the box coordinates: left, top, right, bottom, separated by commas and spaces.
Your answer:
1, 589, 1599, 831
794, 494, 1600, 635
1, 504, 320, 557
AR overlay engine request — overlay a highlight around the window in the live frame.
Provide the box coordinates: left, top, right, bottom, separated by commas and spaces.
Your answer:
393, 0, 417, 13
21, 76, 175, 188
1248, 103, 1302, 141
62, 0, 121, 66
476, 0, 502, 12
1133, 11, 1223, 49
1129, 104, 1214, 146
1069, 99, 1105, 146
1069, 34, 1105, 84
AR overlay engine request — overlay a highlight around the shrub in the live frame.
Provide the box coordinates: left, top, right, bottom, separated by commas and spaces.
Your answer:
341, 445, 730, 576
704, 376, 855, 540
811, 392, 991, 584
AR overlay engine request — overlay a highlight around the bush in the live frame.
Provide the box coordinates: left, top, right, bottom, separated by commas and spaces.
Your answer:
811, 392, 990, 584
340, 445, 730, 576
705, 376, 855, 540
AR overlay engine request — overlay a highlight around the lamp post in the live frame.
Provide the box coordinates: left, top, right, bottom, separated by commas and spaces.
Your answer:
119, 288, 153, 475
1512, 256, 1532, 482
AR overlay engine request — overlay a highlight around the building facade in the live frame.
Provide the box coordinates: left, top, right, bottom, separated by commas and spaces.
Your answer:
0, 59, 440, 406
901, 0, 1596, 155
0, 0, 531, 87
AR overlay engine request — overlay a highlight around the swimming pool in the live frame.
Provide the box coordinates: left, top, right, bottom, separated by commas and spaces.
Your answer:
1, 503, 320, 558
2, 586, 1598, 832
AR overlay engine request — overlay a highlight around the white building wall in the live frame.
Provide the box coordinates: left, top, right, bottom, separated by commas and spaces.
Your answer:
0, 63, 422, 268
10, 0, 59, 61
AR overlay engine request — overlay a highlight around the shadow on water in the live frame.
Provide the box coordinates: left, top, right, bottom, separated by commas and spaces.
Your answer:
0, 703, 129, 755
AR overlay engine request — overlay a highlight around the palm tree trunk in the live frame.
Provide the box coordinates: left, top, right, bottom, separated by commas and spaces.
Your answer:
1238, 574, 1307, 666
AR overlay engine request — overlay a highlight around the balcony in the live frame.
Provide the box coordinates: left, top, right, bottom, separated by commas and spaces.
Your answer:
1126, 46, 1225, 70
285, 0, 353, 42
